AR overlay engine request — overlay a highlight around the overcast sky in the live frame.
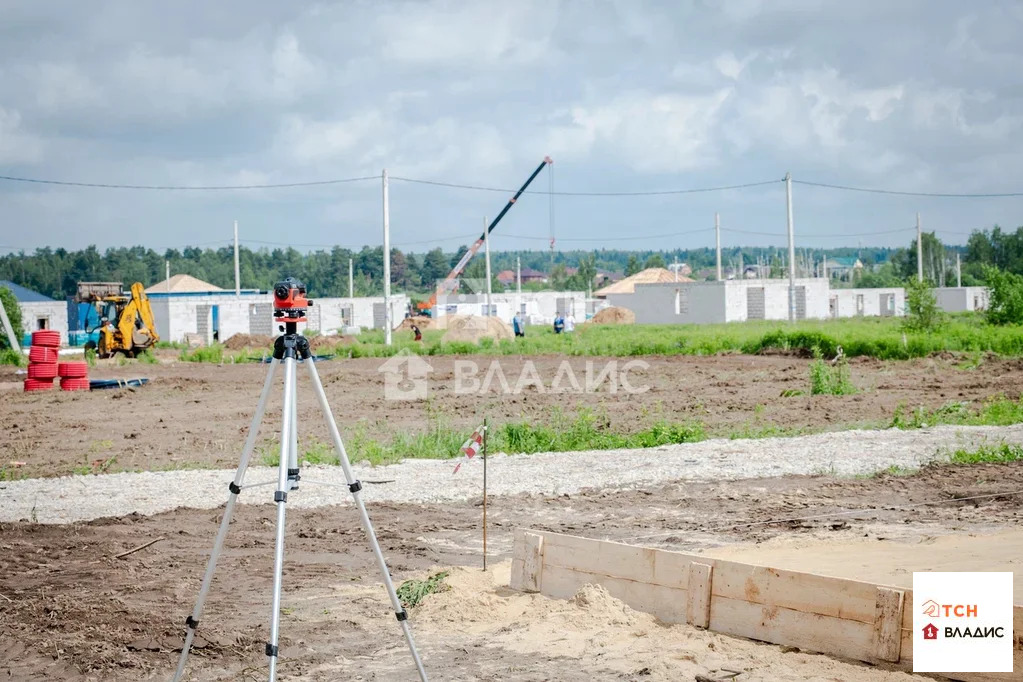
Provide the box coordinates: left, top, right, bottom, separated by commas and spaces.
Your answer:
1, 0, 1022, 255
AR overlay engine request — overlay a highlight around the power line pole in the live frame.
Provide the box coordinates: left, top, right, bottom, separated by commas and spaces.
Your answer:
957, 252, 962, 288
785, 172, 796, 322
348, 258, 354, 298
233, 220, 241, 296
715, 212, 722, 281
382, 169, 392, 346
916, 212, 923, 283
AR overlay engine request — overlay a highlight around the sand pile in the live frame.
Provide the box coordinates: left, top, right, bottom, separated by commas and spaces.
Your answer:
590, 306, 636, 324
398, 316, 433, 331
439, 315, 513, 344
223, 333, 275, 350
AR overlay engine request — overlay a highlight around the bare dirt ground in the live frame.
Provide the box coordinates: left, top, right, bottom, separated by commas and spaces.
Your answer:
1, 352, 1021, 479
1, 461, 1020, 680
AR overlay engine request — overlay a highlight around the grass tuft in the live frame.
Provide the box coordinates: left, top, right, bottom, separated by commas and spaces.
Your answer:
397, 571, 449, 610
946, 442, 1023, 465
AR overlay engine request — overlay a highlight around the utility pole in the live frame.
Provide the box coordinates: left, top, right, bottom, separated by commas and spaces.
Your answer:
785, 172, 796, 322
348, 258, 354, 298
382, 169, 392, 345
483, 216, 492, 317
715, 212, 722, 281
516, 256, 522, 317
674, 255, 678, 282
166, 261, 170, 292
957, 252, 962, 288
916, 212, 923, 283
233, 220, 241, 296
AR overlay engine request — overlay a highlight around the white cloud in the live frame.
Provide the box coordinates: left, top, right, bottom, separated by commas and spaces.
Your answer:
0, 108, 44, 164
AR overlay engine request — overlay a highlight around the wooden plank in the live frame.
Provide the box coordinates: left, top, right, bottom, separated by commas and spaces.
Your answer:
686, 562, 712, 629
540, 536, 691, 589
510, 531, 544, 592
710, 595, 875, 662
541, 563, 687, 623
871, 587, 904, 662
712, 559, 881, 624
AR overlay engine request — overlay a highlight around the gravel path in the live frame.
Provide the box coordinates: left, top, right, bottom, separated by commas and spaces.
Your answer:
3, 424, 1022, 524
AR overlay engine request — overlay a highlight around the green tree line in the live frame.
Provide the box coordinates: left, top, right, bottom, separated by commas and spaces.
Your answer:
2, 224, 1020, 300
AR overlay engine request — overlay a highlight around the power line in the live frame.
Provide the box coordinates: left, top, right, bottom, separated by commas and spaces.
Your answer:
501, 228, 714, 242
794, 179, 1023, 198
390, 176, 782, 196
0, 174, 379, 190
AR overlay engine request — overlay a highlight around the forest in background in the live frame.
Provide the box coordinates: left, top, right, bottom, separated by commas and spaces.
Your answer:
0, 225, 1018, 301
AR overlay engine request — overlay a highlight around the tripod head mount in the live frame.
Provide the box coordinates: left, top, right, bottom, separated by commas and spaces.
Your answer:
273, 333, 311, 361
273, 276, 313, 335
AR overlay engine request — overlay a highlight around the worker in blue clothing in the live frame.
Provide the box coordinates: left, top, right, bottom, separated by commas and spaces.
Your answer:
553, 313, 565, 334
513, 312, 525, 338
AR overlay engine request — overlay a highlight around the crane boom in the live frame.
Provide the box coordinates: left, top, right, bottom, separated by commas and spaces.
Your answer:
419, 156, 552, 313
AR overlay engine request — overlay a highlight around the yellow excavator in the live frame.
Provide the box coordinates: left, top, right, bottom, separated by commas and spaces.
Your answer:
79, 282, 160, 358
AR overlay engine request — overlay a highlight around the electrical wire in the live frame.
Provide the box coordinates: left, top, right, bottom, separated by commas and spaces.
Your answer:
501, 227, 714, 242
0, 174, 379, 190
793, 179, 1023, 198
624, 488, 1023, 544
390, 176, 783, 196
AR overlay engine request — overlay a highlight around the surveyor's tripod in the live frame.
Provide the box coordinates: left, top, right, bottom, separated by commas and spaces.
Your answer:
171, 295, 428, 681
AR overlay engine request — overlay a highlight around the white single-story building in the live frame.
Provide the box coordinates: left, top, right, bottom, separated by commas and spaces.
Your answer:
434, 291, 587, 325
307, 295, 410, 335
0, 280, 69, 345
935, 286, 989, 313
605, 279, 830, 324
828, 288, 904, 318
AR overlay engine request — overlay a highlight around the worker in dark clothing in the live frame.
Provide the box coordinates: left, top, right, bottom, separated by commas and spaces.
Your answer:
553, 314, 565, 334
410, 324, 422, 342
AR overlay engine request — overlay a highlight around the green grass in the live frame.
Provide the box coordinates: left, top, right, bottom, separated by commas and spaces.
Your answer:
339, 313, 1023, 361
946, 442, 1023, 465
889, 395, 1023, 429
0, 348, 24, 366
138, 350, 159, 364
397, 571, 449, 610
168, 314, 1023, 362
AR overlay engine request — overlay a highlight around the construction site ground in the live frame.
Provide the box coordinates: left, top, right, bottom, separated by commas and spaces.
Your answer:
1, 352, 1021, 680
1, 352, 1021, 479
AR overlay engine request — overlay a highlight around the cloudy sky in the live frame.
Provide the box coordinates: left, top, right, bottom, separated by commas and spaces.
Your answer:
1, 0, 1022, 255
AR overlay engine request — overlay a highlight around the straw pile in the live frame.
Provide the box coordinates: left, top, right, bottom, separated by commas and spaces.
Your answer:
589, 307, 636, 325
440, 315, 514, 343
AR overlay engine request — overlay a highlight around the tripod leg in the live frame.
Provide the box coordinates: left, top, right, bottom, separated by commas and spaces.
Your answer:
267, 356, 297, 682
304, 360, 430, 682
287, 365, 299, 490
173, 358, 280, 682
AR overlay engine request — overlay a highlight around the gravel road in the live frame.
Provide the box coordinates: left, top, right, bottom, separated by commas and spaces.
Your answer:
3, 424, 1022, 524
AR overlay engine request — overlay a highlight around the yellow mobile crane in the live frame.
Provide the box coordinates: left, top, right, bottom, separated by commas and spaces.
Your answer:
78, 282, 160, 358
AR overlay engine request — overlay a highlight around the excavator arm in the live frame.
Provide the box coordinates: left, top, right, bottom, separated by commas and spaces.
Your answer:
418, 156, 552, 313
117, 282, 159, 353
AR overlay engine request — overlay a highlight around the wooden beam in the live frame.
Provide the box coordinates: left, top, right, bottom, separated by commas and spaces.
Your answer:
686, 562, 712, 629
510, 531, 544, 593
871, 587, 904, 663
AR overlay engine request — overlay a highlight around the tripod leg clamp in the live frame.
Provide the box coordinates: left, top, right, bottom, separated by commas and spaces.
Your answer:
185, 615, 199, 629
274, 491, 288, 503
265, 643, 279, 657
395, 610, 408, 622
349, 480, 362, 493
228, 482, 241, 495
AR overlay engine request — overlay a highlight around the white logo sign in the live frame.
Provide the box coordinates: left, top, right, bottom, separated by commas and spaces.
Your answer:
378, 349, 433, 401
912, 572, 1014, 673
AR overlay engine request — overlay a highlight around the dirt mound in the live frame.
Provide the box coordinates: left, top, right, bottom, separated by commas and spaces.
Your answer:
398, 316, 433, 331
440, 315, 513, 344
570, 583, 637, 626
307, 335, 339, 351
223, 333, 275, 350
590, 306, 636, 325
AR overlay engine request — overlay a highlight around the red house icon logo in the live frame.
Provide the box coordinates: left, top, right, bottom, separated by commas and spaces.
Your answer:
923, 623, 939, 640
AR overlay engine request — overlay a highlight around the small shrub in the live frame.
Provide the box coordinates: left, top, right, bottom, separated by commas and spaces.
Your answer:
84, 348, 97, 367
179, 344, 224, 363
397, 571, 450, 609
983, 266, 1023, 325
0, 348, 24, 366
138, 350, 158, 364
808, 346, 856, 395
902, 278, 942, 332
